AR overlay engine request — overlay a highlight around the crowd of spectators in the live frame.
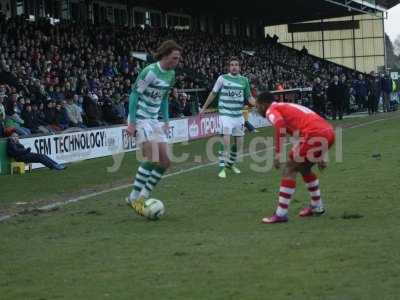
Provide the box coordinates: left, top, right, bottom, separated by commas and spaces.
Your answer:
310, 71, 397, 120
0, 16, 390, 138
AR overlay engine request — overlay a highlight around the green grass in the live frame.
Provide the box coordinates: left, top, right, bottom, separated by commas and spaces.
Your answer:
1, 113, 400, 299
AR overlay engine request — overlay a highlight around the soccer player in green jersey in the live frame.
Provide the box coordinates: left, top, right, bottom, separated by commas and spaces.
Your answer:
200, 57, 256, 178
126, 40, 182, 216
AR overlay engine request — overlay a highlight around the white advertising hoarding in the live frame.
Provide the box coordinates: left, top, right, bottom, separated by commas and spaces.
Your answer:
20, 118, 189, 169
19, 113, 269, 169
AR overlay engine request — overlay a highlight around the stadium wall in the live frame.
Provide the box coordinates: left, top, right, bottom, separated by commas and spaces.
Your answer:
265, 13, 386, 73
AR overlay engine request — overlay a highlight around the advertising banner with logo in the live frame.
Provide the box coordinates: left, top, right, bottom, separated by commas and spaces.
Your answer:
20, 126, 134, 169
16, 112, 269, 170
167, 118, 189, 143
19, 118, 190, 169
188, 113, 221, 140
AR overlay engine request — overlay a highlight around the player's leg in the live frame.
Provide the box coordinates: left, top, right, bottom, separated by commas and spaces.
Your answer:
129, 140, 160, 215
373, 96, 378, 114
128, 120, 165, 216
137, 121, 170, 198
368, 96, 374, 115
218, 133, 231, 178
218, 116, 232, 178
139, 142, 170, 199
128, 120, 157, 203
20, 153, 61, 170
298, 162, 326, 217
225, 135, 242, 174
262, 159, 301, 224
384, 93, 389, 112
226, 117, 244, 174
128, 141, 157, 202
298, 129, 335, 217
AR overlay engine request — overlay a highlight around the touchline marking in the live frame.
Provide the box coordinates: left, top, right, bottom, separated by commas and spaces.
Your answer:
0, 116, 397, 222
0, 148, 270, 222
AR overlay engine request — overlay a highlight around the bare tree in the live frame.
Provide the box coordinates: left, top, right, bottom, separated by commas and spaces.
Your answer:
385, 34, 400, 69
394, 34, 400, 56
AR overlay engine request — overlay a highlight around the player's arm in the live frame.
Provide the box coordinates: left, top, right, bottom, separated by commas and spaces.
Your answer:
266, 107, 286, 168
244, 78, 256, 106
200, 92, 217, 114
200, 76, 223, 114
247, 96, 256, 107
127, 91, 139, 134
160, 96, 170, 124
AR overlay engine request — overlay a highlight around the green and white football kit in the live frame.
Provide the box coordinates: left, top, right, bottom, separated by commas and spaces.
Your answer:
129, 62, 175, 144
212, 73, 251, 137
127, 62, 175, 210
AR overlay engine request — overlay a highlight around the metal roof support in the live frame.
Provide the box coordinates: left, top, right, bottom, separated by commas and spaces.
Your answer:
324, 0, 387, 17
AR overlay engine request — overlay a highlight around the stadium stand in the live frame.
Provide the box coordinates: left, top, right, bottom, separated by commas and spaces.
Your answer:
0, 0, 398, 138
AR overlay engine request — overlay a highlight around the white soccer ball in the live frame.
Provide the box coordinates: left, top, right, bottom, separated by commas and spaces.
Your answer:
143, 198, 165, 220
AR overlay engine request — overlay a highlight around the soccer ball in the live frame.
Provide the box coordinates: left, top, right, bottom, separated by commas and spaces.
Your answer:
143, 198, 165, 220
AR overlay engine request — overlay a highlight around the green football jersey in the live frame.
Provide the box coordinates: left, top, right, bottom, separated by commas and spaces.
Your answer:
129, 62, 175, 122
212, 74, 251, 118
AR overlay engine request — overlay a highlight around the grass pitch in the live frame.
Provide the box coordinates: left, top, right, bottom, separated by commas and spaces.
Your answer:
1, 113, 400, 300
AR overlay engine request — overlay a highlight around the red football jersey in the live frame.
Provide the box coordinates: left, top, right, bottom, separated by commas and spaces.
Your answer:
265, 102, 333, 154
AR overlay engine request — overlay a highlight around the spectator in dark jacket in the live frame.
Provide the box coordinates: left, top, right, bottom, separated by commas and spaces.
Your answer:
83, 95, 102, 127
121, 94, 129, 118
169, 88, 181, 118
341, 75, 350, 115
32, 104, 53, 134
33, 84, 48, 105
54, 101, 70, 130
169, 99, 181, 118
5, 93, 18, 116
368, 72, 381, 115
114, 96, 126, 121
21, 104, 40, 134
327, 75, 345, 120
45, 101, 60, 131
180, 93, 192, 117
353, 74, 368, 110
102, 98, 124, 124
7, 132, 65, 170
103, 62, 116, 77
36, 103, 47, 123
381, 73, 392, 112
312, 77, 326, 117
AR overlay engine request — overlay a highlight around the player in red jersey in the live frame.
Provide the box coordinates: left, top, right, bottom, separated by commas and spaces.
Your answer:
255, 91, 336, 224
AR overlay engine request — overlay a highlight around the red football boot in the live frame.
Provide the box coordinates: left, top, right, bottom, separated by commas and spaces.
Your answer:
299, 206, 325, 218
262, 214, 288, 224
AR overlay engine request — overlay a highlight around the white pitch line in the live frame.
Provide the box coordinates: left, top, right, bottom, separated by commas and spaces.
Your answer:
344, 117, 389, 129
2, 147, 270, 221
0, 115, 398, 222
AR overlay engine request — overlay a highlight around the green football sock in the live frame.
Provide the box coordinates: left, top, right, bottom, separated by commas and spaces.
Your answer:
131, 161, 155, 199
218, 143, 226, 170
141, 164, 167, 198
226, 144, 238, 168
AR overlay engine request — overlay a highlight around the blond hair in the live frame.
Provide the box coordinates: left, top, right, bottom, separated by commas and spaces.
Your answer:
154, 40, 183, 61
